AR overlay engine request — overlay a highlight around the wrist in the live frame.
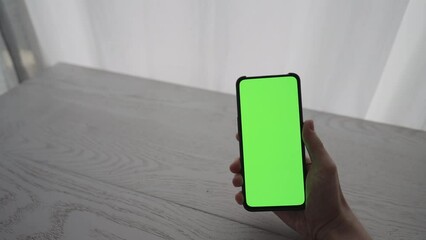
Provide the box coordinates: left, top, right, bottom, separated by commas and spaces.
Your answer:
315, 210, 371, 240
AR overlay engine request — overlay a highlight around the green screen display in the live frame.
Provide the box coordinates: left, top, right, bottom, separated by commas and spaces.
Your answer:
237, 74, 305, 209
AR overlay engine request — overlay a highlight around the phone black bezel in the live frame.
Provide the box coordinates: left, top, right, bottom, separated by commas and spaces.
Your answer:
235, 73, 306, 212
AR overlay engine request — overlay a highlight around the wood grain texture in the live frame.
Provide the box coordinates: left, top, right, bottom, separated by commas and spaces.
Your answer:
1, 63, 425, 239
0, 154, 283, 239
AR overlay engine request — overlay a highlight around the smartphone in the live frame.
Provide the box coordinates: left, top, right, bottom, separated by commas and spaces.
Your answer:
236, 73, 306, 211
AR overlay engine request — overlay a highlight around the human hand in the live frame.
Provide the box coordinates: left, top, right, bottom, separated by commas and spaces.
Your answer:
230, 120, 371, 239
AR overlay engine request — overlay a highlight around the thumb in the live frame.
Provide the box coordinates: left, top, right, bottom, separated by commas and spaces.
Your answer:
302, 120, 331, 165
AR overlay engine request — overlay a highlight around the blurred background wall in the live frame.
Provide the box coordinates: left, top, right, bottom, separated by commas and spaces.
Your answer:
1, 0, 425, 130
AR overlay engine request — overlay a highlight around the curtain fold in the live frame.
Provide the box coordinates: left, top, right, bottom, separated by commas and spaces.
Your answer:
0, 0, 43, 82
366, 0, 426, 130
0, 32, 18, 95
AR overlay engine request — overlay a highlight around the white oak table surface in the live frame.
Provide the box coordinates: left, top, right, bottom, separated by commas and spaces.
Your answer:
0, 63, 425, 240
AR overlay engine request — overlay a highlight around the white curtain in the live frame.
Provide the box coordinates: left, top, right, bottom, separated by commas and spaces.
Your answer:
25, 0, 426, 130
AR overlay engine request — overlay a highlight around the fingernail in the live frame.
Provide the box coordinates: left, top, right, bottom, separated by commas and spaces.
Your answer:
306, 120, 314, 131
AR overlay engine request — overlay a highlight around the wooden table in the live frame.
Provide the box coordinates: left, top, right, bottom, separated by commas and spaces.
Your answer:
0, 64, 425, 239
